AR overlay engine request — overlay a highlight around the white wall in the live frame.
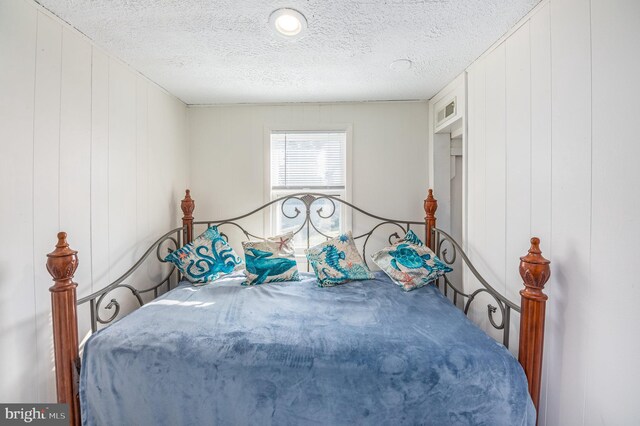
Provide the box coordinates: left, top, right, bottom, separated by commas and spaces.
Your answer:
0, 0, 189, 403
188, 102, 429, 255
464, 0, 640, 424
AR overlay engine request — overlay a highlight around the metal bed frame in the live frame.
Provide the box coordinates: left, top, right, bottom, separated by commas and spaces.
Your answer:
45, 188, 550, 425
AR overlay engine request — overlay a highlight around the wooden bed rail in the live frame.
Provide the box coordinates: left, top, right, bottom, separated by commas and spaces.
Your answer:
47, 188, 549, 424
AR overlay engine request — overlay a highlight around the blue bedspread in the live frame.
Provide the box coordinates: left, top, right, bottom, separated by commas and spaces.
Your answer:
80, 272, 534, 426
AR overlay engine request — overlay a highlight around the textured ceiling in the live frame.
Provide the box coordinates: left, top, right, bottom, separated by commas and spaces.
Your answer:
37, 0, 539, 104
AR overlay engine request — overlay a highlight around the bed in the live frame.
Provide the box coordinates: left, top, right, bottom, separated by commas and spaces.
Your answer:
46, 189, 551, 426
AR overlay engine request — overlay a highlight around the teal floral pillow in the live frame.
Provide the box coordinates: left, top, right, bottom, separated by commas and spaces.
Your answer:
164, 226, 243, 285
305, 232, 374, 287
242, 232, 300, 285
371, 242, 452, 292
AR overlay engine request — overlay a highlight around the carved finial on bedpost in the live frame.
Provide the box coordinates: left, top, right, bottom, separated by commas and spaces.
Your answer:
424, 189, 437, 250
518, 237, 551, 420
47, 232, 81, 426
181, 189, 195, 244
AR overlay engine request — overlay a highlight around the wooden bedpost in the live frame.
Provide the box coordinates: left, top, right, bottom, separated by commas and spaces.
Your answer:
47, 232, 81, 426
424, 189, 437, 250
181, 189, 195, 244
518, 237, 551, 418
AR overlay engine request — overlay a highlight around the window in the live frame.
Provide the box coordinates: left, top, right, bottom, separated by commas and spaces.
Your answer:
269, 130, 349, 249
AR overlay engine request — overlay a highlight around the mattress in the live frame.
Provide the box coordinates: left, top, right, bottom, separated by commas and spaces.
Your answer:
80, 271, 534, 426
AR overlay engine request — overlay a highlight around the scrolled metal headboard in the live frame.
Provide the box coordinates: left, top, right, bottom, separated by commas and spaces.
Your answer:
77, 192, 426, 331
192, 192, 426, 268
77, 190, 523, 347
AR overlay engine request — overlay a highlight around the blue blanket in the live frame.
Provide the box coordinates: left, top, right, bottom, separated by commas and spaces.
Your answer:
80, 272, 534, 425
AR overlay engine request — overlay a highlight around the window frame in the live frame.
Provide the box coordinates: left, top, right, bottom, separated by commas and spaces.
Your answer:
263, 125, 353, 250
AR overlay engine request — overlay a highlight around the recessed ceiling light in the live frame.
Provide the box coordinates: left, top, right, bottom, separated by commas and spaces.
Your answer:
269, 8, 307, 38
390, 59, 413, 71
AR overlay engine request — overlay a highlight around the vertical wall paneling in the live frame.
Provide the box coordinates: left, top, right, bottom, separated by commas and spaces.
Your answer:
504, 23, 531, 303
464, 68, 476, 308
529, 5, 552, 255
587, 0, 640, 423
107, 59, 137, 284
90, 49, 110, 292
0, 0, 188, 403
135, 76, 149, 246
504, 23, 531, 347
465, 0, 594, 418
483, 43, 507, 299
472, 60, 486, 268
0, 0, 37, 402
547, 0, 592, 422
465, 68, 476, 260
32, 10, 62, 401
461, 0, 640, 422
134, 75, 152, 286
528, 5, 552, 422
159, 90, 188, 230
147, 90, 172, 233
145, 89, 164, 234
476, 44, 508, 342
465, 57, 489, 330
59, 27, 92, 297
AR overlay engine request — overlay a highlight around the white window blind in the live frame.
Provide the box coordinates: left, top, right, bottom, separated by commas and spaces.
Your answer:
271, 131, 346, 190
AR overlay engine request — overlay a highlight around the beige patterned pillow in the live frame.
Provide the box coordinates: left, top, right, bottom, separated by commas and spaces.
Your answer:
305, 232, 374, 287
242, 232, 300, 285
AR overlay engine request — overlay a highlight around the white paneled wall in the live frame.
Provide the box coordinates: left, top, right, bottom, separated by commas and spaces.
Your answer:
188, 102, 429, 256
588, 0, 640, 422
465, 0, 640, 423
0, 0, 188, 403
